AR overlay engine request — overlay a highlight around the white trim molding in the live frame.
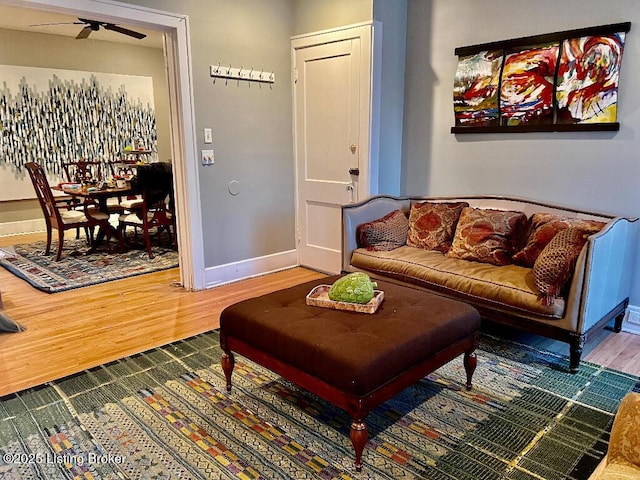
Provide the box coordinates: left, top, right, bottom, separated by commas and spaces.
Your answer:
204, 250, 298, 289
0, 220, 45, 237
622, 304, 640, 335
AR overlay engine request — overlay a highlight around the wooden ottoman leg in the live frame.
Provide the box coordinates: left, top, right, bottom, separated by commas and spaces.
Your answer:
463, 333, 479, 391
221, 352, 235, 392
220, 333, 235, 392
350, 419, 368, 472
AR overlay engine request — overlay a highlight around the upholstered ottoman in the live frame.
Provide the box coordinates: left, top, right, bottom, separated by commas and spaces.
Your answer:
220, 275, 481, 471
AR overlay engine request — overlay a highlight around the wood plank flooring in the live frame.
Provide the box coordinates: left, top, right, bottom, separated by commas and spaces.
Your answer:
1, 231, 639, 400
0, 232, 326, 396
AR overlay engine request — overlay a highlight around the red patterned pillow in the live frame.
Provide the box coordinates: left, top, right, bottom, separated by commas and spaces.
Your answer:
446, 207, 528, 266
407, 201, 468, 252
513, 213, 605, 267
357, 210, 409, 251
533, 227, 590, 305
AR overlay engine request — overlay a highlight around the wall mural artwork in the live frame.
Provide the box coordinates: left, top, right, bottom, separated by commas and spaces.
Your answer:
452, 22, 630, 133
0, 65, 156, 201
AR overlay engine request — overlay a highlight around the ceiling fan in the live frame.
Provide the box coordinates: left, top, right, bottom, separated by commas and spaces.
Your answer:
30, 17, 146, 40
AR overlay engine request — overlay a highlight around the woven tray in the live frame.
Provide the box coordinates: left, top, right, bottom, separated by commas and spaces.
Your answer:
305, 285, 384, 314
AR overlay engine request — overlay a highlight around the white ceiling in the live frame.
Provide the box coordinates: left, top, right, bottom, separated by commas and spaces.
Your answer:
0, 5, 163, 48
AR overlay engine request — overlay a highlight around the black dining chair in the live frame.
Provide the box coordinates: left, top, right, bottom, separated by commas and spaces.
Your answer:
118, 162, 176, 258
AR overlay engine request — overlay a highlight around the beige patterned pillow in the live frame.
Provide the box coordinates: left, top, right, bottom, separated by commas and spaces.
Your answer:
446, 207, 527, 266
357, 210, 409, 251
533, 227, 590, 305
407, 201, 468, 252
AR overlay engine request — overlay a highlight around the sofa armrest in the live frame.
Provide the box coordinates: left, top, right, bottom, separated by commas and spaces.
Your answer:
607, 392, 640, 469
576, 217, 638, 333
342, 196, 411, 272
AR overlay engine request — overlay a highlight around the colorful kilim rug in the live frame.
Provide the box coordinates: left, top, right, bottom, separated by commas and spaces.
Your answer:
0, 237, 178, 293
0, 331, 638, 480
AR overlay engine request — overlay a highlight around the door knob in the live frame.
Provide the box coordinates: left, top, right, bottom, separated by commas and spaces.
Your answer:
349, 168, 360, 176
350, 144, 357, 154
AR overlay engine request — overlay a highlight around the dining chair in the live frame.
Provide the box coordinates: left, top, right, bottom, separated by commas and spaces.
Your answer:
65, 159, 131, 220
117, 162, 176, 259
62, 160, 104, 184
25, 162, 111, 261
104, 158, 141, 214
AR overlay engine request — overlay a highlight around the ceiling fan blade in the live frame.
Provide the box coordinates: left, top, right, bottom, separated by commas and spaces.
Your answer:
103, 23, 146, 40
76, 26, 93, 39
29, 21, 84, 27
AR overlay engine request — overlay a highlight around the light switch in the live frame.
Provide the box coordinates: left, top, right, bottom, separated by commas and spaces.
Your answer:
202, 149, 214, 165
204, 128, 213, 144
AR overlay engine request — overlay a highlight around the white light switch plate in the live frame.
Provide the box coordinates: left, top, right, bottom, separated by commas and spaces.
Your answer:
204, 128, 212, 143
202, 149, 214, 165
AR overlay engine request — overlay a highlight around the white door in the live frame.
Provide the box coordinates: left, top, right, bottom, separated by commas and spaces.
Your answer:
292, 24, 379, 274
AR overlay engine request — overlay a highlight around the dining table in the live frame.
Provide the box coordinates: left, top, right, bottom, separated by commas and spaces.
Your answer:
53, 182, 135, 253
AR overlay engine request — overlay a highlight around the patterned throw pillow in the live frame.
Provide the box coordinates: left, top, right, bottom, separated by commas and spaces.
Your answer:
446, 207, 528, 266
407, 201, 468, 252
533, 227, 590, 306
513, 213, 606, 267
357, 210, 409, 251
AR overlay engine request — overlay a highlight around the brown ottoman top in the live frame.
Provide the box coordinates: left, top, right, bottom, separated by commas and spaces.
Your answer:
220, 276, 480, 397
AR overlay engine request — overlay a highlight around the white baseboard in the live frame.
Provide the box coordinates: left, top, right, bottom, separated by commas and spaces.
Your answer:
622, 304, 640, 335
0, 220, 45, 237
204, 249, 298, 289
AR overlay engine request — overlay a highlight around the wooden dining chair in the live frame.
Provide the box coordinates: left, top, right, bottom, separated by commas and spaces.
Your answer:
62, 160, 104, 184
64, 159, 130, 220
104, 158, 140, 214
26, 162, 110, 261
118, 162, 176, 259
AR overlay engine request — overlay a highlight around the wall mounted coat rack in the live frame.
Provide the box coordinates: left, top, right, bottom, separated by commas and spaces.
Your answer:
210, 64, 275, 84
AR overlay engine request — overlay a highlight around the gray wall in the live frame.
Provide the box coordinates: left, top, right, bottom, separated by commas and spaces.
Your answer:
374, 0, 407, 195
402, 0, 640, 303
292, 0, 372, 36
121, 0, 297, 267
118, 0, 375, 268
0, 27, 168, 227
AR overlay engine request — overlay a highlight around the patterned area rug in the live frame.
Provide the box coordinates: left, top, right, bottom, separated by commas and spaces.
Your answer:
0, 237, 178, 293
0, 332, 637, 479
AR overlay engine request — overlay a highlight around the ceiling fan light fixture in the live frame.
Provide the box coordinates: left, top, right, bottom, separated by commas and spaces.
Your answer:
31, 16, 146, 41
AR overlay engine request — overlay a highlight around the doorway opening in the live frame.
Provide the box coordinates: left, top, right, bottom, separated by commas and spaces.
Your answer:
5, 0, 205, 290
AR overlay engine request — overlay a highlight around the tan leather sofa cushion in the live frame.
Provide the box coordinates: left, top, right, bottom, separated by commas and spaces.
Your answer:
351, 245, 565, 318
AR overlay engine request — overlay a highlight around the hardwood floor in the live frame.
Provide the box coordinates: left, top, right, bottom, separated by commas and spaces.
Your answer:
1, 231, 639, 401
0, 232, 326, 396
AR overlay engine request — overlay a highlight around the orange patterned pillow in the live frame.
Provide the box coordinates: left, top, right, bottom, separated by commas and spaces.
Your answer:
407, 201, 468, 252
533, 227, 590, 305
446, 207, 527, 266
513, 213, 605, 267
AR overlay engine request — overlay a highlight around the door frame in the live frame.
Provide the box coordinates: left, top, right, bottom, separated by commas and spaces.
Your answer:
291, 22, 382, 270
6, 0, 206, 290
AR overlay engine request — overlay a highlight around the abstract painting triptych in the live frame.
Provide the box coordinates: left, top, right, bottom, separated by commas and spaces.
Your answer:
453, 23, 630, 131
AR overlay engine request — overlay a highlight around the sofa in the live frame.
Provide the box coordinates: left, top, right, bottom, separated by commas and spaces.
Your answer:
342, 195, 638, 372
